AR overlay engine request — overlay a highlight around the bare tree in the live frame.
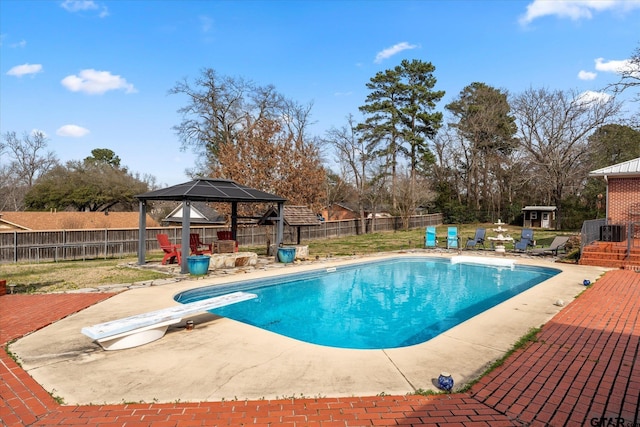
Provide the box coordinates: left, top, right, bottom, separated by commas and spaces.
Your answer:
395, 169, 435, 230
3, 131, 58, 187
511, 88, 621, 229
0, 131, 58, 210
608, 44, 640, 102
169, 69, 280, 175
170, 68, 326, 212
445, 83, 517, 218
324, 169, 354, 220
324, 114, 372, 233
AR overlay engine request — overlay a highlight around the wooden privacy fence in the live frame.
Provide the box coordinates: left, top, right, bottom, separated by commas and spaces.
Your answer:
0, 214, 442, 263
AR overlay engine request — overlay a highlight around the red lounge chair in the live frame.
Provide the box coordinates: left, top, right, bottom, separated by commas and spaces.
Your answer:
157, 233, 181, 265
190, 233, 213, 255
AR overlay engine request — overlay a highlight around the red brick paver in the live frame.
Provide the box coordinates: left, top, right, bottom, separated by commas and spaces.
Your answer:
1, 271, 639, 426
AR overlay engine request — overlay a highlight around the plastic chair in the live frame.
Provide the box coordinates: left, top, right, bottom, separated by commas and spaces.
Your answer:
466, 228, 486, 249
425, 226, 437, 248
157, 233, 181, 265
447, 227, 460, 249
515, 229, 535, 251
190, 233, 213, 255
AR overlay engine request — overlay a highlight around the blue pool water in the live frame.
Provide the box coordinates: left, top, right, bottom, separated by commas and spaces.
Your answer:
175, 257, 559, 349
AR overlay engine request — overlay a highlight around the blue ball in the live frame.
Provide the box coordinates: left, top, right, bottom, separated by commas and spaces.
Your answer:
583, 280, 591, 286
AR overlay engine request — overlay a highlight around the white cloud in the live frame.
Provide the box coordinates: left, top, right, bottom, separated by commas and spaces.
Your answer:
61, 69, 137, 95
374, 42, 418, 64
61, 0, 98, 12
595, 57, 638, 75
57, 125, 90, 137
520, 0, 640, 25
575, 90, 612, 106
61, 0, 109, 17
6, 63, 43, 77
10, 40, 26, 48
578, 70, 597, 80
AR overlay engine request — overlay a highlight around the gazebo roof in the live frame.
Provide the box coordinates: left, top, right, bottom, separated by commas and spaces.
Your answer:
136, 178, 287, 203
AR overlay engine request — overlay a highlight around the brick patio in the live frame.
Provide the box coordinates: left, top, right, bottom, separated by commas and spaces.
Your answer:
1, 270, 638, 426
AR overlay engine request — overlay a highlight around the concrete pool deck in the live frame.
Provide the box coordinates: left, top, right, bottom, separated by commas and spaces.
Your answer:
6, 253, 609, 404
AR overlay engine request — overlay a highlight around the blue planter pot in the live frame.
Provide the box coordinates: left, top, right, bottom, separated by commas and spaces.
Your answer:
277, 247, 296, 263
187, 255, 211, 275
438, 372, 454, 391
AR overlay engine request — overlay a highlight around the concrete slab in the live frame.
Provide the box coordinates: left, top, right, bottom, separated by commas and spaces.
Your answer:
9, 252, 608, 405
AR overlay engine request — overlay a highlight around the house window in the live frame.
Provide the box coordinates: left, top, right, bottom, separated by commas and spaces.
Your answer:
530, 211, 538, 220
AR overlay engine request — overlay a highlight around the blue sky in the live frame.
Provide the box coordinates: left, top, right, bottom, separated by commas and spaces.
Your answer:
1, 0, 639, 186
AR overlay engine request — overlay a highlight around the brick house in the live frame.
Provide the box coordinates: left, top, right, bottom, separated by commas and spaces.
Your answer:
589, 157, 640, 224
580, 157, 640, 268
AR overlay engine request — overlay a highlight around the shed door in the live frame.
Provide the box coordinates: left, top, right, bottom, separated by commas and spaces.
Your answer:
542, 212, 550, 228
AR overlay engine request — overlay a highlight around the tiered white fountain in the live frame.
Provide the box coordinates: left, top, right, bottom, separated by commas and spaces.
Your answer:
487, 219, 513, 254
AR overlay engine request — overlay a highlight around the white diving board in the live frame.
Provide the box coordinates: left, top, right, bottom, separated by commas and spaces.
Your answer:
81, 291, 257, 351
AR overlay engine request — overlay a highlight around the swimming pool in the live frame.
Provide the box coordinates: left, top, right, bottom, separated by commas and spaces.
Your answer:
175, 256, 560, 349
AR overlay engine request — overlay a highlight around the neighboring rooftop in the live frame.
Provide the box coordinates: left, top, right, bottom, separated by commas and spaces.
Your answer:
0, 211, 158, 231
163, 202, 226, 225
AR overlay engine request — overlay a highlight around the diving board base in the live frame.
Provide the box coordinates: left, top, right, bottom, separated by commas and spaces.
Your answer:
81, 291, 257, 351
95, 319, 181, 351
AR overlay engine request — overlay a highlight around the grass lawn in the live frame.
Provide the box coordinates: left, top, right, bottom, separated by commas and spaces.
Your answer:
1, 223, 578, 294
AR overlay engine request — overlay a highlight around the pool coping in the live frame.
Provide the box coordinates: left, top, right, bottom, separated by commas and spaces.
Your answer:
9, 251, 608, 405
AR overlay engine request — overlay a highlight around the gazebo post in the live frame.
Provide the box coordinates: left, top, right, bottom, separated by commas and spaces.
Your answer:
231, 202, 238, 240
137, 200, 147, 265
276, 202, 284, 260
180, 199, 191, 274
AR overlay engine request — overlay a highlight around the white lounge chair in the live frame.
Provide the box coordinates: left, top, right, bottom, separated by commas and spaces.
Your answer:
81, 291, 257, 351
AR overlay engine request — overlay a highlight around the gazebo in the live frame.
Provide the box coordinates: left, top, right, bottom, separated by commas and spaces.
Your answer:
135, 178, 287, 274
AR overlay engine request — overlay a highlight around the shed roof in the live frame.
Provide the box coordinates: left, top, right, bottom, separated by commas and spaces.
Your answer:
259, 206, 321, 226
589, 157, 640, 178
136, 178, 287, 203
522, 206, 557, 212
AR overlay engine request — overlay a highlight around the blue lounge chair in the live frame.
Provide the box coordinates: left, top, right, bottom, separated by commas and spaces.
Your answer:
515, 228, 535, 251
466, 228, 486, 249
447, 226, 460, 249
425, 226, 437, 248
